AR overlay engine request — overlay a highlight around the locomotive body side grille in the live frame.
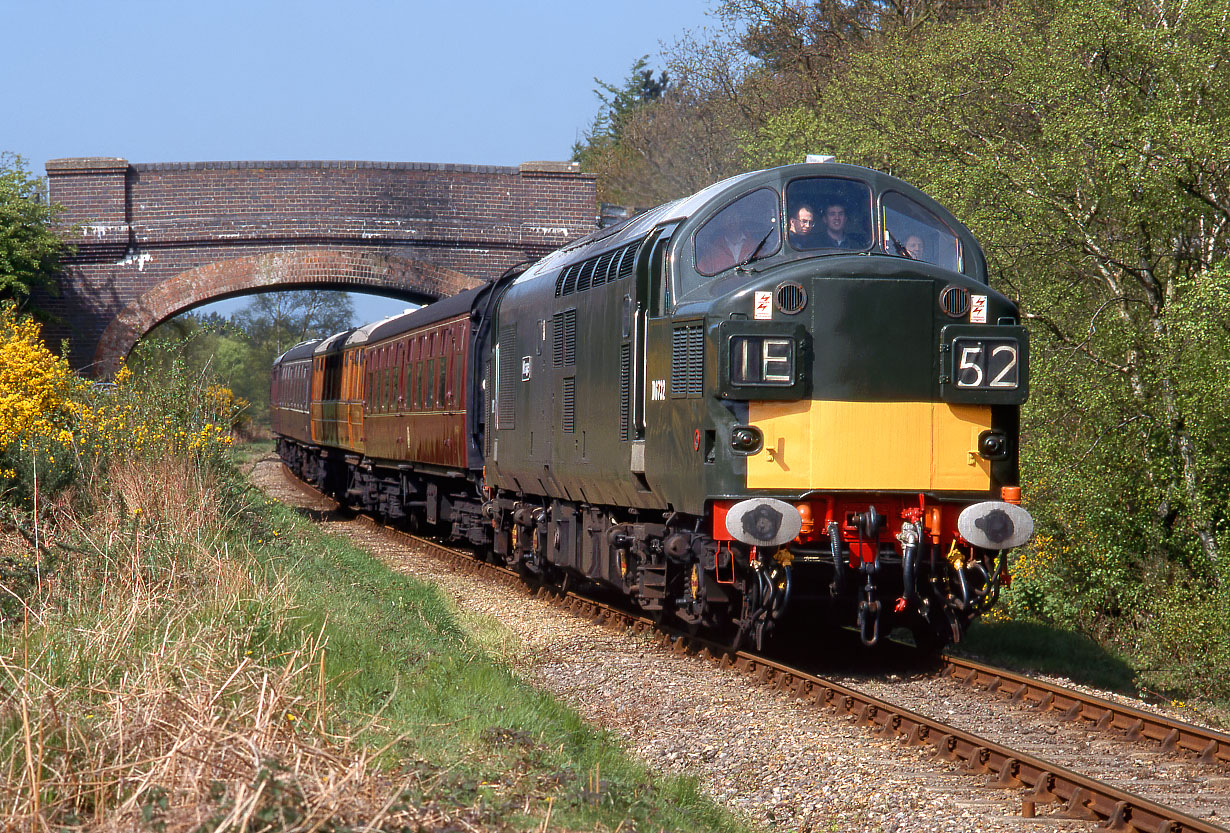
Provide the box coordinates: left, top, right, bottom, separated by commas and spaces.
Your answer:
554, 241, 640, 299
552, 309, 577, 367
618, 242, 640, 279
577, 259, 596, 293
497, 324, 518, 429
561, 264, 580, 296
671, 324, 704, 399
619, 343, 631, 441
562, 376, 576, 433
594, 251, 615, 287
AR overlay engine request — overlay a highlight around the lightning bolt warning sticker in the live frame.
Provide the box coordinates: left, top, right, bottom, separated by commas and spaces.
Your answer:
970, 294, 988, 324
754, 291, 772, 320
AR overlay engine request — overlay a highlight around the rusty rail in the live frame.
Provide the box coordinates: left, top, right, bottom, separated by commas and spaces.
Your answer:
940, 654, 1230, 766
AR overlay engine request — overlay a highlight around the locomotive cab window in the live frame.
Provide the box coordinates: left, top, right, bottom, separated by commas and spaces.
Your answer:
786, 177, 872, 252
787, 177, 875, 252
882, 191, 961, 272
690, 188, 781, 283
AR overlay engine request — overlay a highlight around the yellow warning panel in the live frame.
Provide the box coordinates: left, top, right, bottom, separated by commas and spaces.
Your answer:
746, 400, 992, 491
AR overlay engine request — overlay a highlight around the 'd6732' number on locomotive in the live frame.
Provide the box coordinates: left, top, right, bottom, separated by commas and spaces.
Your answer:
272, 162, 1033, 651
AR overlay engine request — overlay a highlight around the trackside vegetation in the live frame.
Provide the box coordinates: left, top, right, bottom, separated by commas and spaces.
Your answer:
0, 310, 755, 832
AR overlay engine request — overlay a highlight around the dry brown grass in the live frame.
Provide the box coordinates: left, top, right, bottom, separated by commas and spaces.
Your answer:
0, 452, 461, 832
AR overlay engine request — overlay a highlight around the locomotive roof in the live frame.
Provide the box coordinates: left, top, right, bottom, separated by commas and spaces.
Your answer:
513, 170, 761, 286
273, 339, 321, 366
513, 161, 984, 287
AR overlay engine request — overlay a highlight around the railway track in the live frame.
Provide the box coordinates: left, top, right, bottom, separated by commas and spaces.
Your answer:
938, 655, 1230, 766
275, 462, 1228, 833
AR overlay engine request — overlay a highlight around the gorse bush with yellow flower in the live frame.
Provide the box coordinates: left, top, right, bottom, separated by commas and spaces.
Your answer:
0, 303, 86, 506
71, 364, 239, 463
0, 307, 248, 627
0, 304, 79, 449
0, 305, 245, 515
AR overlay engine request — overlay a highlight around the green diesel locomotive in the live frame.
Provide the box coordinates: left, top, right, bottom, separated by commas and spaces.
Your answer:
273, 162, 1033, 650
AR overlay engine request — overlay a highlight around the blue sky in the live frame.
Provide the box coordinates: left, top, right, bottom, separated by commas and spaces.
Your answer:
4, 0, 717, 322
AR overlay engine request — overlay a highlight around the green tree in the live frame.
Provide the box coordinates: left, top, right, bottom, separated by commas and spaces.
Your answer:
140, 291, 356, 431
573, 56, 669, 170
231, 290, 355, 357
0, 153, 66, 310
741, 0, 1230, 680
573, 57, 678, 204
574, 2, 994, 206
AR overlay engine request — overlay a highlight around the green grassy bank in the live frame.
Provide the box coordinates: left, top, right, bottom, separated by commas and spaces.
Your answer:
0, 328, 757, 832
0, 442, 759, 831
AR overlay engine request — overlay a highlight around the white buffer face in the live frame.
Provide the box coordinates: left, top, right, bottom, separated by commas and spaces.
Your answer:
725, 498, 803, 547
957, 501, 1034, 550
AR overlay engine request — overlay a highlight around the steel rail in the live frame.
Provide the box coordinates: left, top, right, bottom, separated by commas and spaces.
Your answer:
939, 654, 1230, 766
275, 464, 1227, 833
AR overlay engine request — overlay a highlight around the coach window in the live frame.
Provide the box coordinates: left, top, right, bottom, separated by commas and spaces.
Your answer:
882, 191, 961, 272
439, 355, 448, 407
381, 349, 389, 412
402, 341, 410, 406
398, 351, 406, 408
445, 332, 456, 405
395, 343, 404, 406
385, 358, 392, 411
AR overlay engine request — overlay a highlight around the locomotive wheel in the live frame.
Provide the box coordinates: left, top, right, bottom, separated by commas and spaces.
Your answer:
677, 560, 707, 628
616, 548, 638, 593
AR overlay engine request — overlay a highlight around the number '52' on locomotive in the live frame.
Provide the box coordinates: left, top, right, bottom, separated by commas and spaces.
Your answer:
272, 162, 1033, 651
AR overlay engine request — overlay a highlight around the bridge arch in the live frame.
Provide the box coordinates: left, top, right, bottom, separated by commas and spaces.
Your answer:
92, 249, 482, 375
39, 158, 596, 375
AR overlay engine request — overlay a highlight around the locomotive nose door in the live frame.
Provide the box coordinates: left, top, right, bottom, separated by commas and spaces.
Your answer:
628, 222, 679, 478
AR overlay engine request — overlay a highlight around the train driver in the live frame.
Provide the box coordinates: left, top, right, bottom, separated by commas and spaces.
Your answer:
817, 201, 863, 249
788, 203, 815, 248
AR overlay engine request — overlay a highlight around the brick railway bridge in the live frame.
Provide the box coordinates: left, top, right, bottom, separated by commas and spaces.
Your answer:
39, 157, 597, 376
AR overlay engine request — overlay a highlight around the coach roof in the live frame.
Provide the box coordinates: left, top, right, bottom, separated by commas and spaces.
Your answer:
273, 339, 322, 366
364, 284, 487, 344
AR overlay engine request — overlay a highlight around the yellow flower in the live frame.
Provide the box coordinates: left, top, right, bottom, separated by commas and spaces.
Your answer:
0, 304, 81, 448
